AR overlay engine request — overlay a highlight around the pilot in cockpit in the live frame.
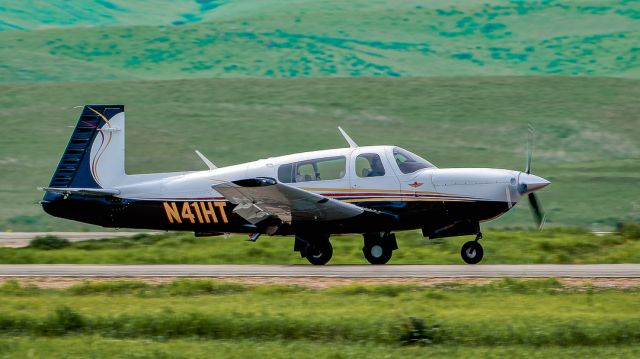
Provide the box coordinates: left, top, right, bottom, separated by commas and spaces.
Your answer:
368, 156, 385, 177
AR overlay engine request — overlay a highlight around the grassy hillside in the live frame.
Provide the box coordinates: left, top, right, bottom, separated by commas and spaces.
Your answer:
0, 0, 225, 30
1, 76, 639, 231
1, 1, 638, 231
1, 0, 639, 81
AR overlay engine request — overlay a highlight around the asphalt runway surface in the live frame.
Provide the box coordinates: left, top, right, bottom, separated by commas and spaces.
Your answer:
0, 264, 639, 278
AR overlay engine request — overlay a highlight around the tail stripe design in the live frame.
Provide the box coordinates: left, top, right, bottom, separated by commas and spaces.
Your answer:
87, 107, 114, 187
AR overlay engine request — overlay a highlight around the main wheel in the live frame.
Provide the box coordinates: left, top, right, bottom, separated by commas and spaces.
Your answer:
363, 243, 393, 264
306, 240, 333, 265
461, 241, 483, 264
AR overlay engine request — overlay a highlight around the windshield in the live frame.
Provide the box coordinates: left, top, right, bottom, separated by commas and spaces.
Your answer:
393, 147, 435, 174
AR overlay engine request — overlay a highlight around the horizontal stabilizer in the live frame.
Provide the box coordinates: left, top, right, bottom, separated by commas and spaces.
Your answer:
40, 187, 120, 196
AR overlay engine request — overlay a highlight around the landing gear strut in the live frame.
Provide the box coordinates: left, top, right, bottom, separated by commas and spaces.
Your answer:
460, 232, 483, 264
362, 232, 397, 265
295, 234, 333, 265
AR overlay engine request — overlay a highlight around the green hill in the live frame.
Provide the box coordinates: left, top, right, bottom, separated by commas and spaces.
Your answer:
1, 76, 639, 231
0, 1, 638, 231
0, 0, 226, 30
1, 0, 639, 82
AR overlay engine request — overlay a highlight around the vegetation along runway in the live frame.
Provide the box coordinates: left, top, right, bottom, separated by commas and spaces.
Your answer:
1, 264, 639, 278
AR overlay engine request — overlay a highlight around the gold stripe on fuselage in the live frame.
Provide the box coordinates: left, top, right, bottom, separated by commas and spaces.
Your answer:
301, 187, 474, 198
341, 198, 473, 203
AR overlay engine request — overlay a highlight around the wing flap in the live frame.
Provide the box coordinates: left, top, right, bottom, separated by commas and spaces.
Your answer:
213, 177, 365, 224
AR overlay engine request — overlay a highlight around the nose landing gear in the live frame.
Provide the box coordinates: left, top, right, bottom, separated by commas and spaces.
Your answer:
460, 232, 484, 264
362, 232, 398, 264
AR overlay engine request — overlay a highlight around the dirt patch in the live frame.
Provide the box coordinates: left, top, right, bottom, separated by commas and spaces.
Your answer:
2, 277, 640, 289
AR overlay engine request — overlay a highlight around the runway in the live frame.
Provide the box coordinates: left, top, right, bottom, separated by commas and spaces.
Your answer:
0, 264, 639, 278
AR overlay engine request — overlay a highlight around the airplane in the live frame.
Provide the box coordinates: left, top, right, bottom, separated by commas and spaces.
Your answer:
41, 105, 550, 265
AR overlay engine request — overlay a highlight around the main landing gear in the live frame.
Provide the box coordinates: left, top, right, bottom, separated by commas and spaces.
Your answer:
306, 240, 333, 265
460, 232, 484, 264
295, 233, 333, 265
294, 231, 399, 265
362, 232, 398, 265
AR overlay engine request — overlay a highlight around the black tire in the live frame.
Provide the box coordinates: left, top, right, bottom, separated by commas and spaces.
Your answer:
306, 240, 333, 265
363, 243, 392, 264
461, 241, 483, 264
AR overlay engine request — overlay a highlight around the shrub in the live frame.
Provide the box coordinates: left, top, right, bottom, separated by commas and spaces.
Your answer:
399, 317, 440, 346
328, 285, 420, 297
35, 305, 85, 335
28, 236, 70, 250
67, 281, 152, 296
74, 234, 164, 250
165, 279, 247, 296
619, 222, 640, 239
0, 280, 41, 296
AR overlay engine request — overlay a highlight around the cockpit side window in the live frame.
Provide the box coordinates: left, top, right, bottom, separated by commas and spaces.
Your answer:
277, 163, 294, 183
277, 156, 346, 183
393, 147, 433, 174
355, 153, 386, 178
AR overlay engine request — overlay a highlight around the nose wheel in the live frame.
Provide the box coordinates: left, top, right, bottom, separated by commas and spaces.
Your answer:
460, 233, 484, 264
362, 232, 397, 265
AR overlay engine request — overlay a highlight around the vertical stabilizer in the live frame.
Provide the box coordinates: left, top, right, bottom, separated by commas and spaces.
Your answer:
48, 105, 126, 189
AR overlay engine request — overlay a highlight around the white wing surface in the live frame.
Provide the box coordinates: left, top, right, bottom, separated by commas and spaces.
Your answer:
213, 177, 366, 224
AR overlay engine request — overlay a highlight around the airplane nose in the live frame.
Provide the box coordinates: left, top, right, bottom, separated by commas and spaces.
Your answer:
517, 173, 550, 194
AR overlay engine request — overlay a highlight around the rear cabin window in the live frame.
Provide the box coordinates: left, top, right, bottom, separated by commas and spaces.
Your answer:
278, 156, 346, 183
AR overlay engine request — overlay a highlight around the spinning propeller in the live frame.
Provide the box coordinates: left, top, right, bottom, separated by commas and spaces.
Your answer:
517, 126, 549, 230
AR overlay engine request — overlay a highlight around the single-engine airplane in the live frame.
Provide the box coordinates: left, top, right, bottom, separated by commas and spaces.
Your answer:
41, 105, 550, 265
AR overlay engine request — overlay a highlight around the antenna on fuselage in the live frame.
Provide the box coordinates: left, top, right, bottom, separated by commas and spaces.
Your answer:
195, 150, 217, 170
338, 126, 358, 148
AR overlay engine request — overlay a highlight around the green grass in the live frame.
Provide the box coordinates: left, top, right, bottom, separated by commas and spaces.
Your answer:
1, 0, 639, 81
1, 76, 639, 231
1, 229, 640, 264
2, 279, 639, 357
0, 279, 640, 349
3, 337, 640, 359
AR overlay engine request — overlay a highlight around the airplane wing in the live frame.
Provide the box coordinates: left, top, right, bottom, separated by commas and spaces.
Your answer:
39, 187, 121, 196
213, 177, 368, 224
